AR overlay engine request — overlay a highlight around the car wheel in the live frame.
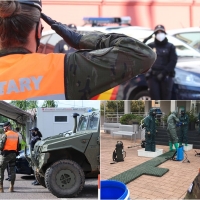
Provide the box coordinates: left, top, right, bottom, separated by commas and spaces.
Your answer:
133, 90, 151, 100
35, 171, 46, 188
45, 159, 85, 198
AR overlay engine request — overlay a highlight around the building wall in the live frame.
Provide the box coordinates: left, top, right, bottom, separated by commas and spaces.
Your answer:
42, 0, 200, 31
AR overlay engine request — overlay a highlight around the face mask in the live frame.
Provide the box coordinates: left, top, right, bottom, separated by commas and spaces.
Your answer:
156, 33, 166, 42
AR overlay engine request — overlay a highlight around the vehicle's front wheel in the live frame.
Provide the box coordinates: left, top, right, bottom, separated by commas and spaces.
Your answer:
35, 171, 46, 188
45, 159, 85, 198
133, 90, 151, 100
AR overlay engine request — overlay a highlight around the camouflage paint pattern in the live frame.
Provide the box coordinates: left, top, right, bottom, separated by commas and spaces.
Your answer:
0, 153, 16, 185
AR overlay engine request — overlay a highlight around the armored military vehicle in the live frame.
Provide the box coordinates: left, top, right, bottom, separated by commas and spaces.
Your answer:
26, 111, 100, 198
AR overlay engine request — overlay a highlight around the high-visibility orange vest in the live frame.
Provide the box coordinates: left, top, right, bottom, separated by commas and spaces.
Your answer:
0, 53, 65, 99
3, 130, 19, 151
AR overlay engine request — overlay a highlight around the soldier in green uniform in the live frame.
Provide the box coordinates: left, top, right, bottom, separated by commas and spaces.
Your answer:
179, 109, 189, 146
0, 122, 19, 193
167, 111, 180, 151
144, 108, 157, 152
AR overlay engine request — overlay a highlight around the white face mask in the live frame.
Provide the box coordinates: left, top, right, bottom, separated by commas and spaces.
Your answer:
156, 33, 166, 42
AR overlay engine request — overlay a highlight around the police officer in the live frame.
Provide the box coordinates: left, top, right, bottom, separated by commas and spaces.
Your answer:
144, 25, 178, 100
0, 122, 19, 193
54, 24, 77, 54
29, 127, 42, 186
0, 0, 156, 100
144, 108, 157, 152
167, 111, 180, 151
179, 109, 189, 146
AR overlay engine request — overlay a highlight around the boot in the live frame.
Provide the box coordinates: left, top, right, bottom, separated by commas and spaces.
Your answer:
9, 184, 14, 192
169, 142, 173, 151
174, 143, 179, 150
0, 184, 4, 193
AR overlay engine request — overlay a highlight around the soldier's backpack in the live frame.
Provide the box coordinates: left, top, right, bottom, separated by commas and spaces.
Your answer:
112, 141, 126, 163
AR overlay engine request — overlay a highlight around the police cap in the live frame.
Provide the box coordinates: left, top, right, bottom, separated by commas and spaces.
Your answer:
154, 24, 166, 34
17, 0, 42, 11
30, 127, 39, 131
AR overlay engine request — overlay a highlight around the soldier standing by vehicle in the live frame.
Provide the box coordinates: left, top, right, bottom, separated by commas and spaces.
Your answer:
144, 108, 157, 152
143, 25, 178, 100
179, 109, 189, 146
0, 122, 19, 193
167, 111, 180, 151
0, 0, 156, 100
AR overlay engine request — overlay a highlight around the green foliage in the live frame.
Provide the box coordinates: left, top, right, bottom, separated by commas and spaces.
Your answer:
186, 109, 198, 122
120, 114, 144, 125
42, 100, 58, 108
100, 100, 145, 115
10, 100, 38, 110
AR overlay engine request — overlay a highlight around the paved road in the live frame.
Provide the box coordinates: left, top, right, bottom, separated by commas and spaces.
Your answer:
1, 174, 98, 199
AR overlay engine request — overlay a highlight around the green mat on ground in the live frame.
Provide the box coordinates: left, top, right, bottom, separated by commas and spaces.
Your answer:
109, 151, 175, 184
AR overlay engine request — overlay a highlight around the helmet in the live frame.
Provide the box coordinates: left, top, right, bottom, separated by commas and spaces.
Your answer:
17, 0, 42, 11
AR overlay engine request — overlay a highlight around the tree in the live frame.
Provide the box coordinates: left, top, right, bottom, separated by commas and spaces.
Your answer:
10, 100, 38, 110
42, 100, 58, 108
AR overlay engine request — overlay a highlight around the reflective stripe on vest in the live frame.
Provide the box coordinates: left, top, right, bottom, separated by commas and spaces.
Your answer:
3, 130, 19, 151
0, 53, 65, 99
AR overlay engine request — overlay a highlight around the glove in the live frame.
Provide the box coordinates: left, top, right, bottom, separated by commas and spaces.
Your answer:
143, 33, 154, 44
41, 13, 83, 49
156, 70, 168, 81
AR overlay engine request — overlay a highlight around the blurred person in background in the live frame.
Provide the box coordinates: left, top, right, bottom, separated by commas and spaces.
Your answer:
144, 25, 178, 100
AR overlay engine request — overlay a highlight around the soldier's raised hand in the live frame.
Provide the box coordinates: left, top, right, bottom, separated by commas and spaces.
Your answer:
41, 13, 82, 49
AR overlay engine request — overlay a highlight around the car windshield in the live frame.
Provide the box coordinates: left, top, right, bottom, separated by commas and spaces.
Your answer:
147, 35, 200, 58
173, 32, 200, 53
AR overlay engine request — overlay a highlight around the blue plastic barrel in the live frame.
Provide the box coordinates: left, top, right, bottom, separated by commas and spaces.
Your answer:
101, 180, 130, 200
177, 146, 184, 161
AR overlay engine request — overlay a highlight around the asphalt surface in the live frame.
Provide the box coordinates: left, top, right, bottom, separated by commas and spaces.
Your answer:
1, 174, 98, 199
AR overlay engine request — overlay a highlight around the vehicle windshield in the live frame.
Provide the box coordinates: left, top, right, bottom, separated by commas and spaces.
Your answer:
173, 32, 200, 53
147, 35, 200, 57
87, 113, 99, 130
77, 116, 88, 131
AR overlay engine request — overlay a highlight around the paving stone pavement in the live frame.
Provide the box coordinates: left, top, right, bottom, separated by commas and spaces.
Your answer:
100, 130, 200, 199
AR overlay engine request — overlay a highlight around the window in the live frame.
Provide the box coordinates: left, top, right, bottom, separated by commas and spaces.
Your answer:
55, 116, 67, 122
77, 116, 88, 131
174, 32, 200, 53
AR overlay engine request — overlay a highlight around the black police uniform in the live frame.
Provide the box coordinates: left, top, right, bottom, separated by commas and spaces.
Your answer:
144, 25, 178, 100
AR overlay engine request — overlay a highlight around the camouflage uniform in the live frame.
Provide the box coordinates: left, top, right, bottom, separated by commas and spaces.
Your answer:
184, 172, 200, 199
0, 133, 18, 191
167, 111, 180, 150
144, 108, 156, 152
179, 109, 189, 146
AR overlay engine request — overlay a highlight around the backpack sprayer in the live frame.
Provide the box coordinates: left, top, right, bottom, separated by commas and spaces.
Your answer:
110, 141, 126, 164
